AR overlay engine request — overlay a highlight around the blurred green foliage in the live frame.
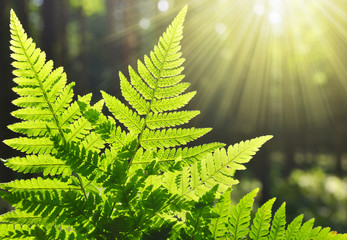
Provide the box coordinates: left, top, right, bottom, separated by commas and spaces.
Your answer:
275, 168, 347, 232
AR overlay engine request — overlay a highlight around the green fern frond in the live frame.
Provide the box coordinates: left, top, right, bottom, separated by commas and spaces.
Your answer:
226, 190, 347, 240
102, 6, 210, 159
0, 177, 79, 192
284, 214, 304, 240
3, 155, 72, 177
175, 136, 272, 199
82, 132, 106, 151
268, 203, 286, 240
132, 142, 224, 165
296, 218, 315, 240
101, 91, 144, 134
146, 110, 199, 129
60, 94, 93, 126
0, 224, 34, 240
140, 127, 211, 149
8, 120, 58, 136
229, 188, 259, 239
0, 210, 41, 225
249, 198, 276, 240
65, 117, 92, 142
120, 72, 149, 115
4, 137, 53, 154
210, 189, 232, 238
154, 82, 190, 99
6, 9, 82, 179
53, 137, 109, 182
150, 91, 196, 113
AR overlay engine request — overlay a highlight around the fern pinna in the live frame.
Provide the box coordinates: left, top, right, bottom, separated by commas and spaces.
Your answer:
0, 6, 346, 240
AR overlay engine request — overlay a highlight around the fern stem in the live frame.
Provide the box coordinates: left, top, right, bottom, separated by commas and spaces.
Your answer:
76, 174, 88, 201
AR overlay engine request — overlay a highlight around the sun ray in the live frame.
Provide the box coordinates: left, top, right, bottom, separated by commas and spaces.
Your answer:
174, 0, 347, 136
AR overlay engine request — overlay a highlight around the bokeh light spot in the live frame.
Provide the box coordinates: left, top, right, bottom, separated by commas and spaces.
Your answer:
269, 11, 282, 24
139, 18, 151, 29
158, 0, 169, 12
253, 3, 265, 16
313, 71, 328, 86
215, 22, 226, 35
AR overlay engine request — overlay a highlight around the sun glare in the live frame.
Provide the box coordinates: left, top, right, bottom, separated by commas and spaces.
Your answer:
253, 3, 265, 16
269, 11, 281, 24
181, 0, 347, 134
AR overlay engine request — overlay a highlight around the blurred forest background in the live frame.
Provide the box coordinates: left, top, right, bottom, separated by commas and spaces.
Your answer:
0, 0, 346, 232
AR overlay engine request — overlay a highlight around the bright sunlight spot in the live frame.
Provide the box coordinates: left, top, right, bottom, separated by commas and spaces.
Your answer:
269, 11, 282, 24
253, 3, 265, 16
157, 0, 169, 12
139, 18, 151, 29
215, 23, 226, 35
180, 0, 347, 133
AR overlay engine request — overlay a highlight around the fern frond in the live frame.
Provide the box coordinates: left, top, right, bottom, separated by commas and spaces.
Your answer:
53, 137, 109, 182
3, 155, 72, 177
284, 214, 304, 240
249, 198, 276, 240
295, 219, 315, 240
140, 127, 211, 149
65, 117, 92, 142
0, 177, 79, 192
128, 66, 153, 100
4, 137, 53, 154
150, 91, 196, 113
8, 120, 58, 136
82, 132, 106, 151
314, 227, 332, 240
120, 72, 149, 115
179, 185, 218, 239
210, 189, 232, 238
0, 224, 34, 240
12, 96, 46, 108
268, 203, 286, 240
154, 82, 190, 99
0, 224, 84, 240
176, 136, 272, 198
101, 91, 144, 134
0, 210, 41, 225
7, 9, 76, 161
146, 110, 199, 129
60, 94, 93, 126
229, 188, 259, 239
11, 107, 53, 120
102, 6, 203, 154
132, 142, 224, 165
